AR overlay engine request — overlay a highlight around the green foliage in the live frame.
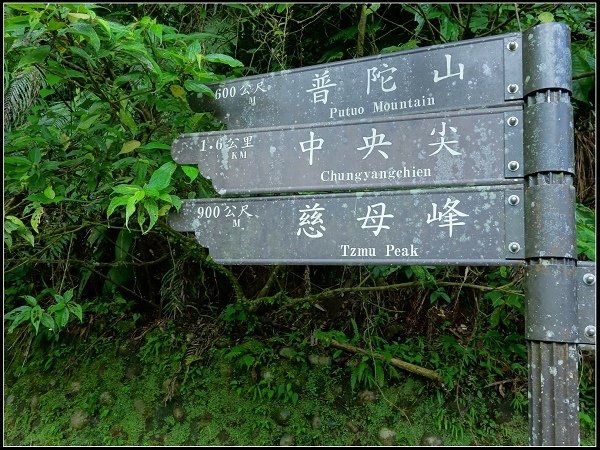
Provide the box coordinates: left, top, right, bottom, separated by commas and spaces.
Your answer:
4, 288, 83, 336
107, 161, 182, 232
576, 203, 596, 260
4, 2, 242, 233
138, 321, 188, 379
4, 214, 35, 248
3, 2, 243, 343
350, 356, 388, 392
221, 302, 259, 334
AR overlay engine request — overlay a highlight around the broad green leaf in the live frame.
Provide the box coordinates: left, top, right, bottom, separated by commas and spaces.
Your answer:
187, 40, 202, 62
489, 309, 501, 328
68, 45, 96, 65
40, 313, 55, 331
46, 73, 62, 86
133, 189, 146, 202
155, 72, 179, 89
68, 303, 83, 322
170, 84, 186, 98
6, 215, 27, 228
31, 206, 43, 233
204, 53, 244, 67
118, 109, 138, 136
4, 221, 19, 234
538, 12, 554, 23
5, 305, 30, 320
117, 44, 161, 75
30, 305, 43, 334
144, 198, 159, 231
17, 227, 34, 246
147, 161, 177, 191
183, 80, 215, 97
56, 307, 69, 328
169, 194, 182, 210
158, 193, 172, 202
125, 196, 137, 229
181, 165, 199, 182
49, 62, 85, 80
106, 195, 129, 218
77, 114, 101, 131
4, 156, 32, 168
119, 140, 141, 155
68, 12, 91, 21
139, 142, 171, 150
133, 158, 149, 186
43, 186, 55, 199
143, 187, 160, 198
17, 45, 50, 68
47, 18, 66, 31
137, 208, 147, 232
157, 204, 171, 216
22, 295, 38, 306
39, 88, 55, 98
47, 302, 64, 314
29, 147, 42, 165
68, 21, 100, 52
62, 288, 74, 303
7, 307, 31, 333
112, 184, 141, 195
148, 23, 163, 44
95, 17, 112, 38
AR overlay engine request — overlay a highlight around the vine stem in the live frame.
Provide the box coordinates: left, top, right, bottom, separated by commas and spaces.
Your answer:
281, 279, 522, 309
326, 338, 444, 383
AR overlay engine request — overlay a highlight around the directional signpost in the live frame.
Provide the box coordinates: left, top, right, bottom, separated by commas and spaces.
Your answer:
169, 24, 594, 446
172, 106, 523, 194
189, 33, 522, 128
169, 185, 525, 265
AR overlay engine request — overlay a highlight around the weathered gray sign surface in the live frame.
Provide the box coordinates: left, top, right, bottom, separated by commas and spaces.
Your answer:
189, 33, 522, 128
172, 106, 523, 194
169, 185, 525, 265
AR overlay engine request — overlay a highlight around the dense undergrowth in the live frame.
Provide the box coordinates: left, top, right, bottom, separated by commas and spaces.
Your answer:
4, 3, 596, 446
4, 319, 596, 446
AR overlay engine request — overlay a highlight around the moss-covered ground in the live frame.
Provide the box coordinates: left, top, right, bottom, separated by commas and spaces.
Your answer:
3, 335, 595, 446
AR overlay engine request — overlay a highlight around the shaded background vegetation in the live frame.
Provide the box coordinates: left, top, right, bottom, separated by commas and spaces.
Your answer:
4, 2, 596, 443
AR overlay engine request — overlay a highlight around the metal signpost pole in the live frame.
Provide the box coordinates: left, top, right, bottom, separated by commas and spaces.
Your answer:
522, 22, 580, 446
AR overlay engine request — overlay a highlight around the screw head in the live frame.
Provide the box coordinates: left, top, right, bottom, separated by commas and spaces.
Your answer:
508, 161, 520, 171
507, 84, 519, 94
584, 326, 596, 338
583, 273, 596, 285
508, 195, 520, 205
509, 242, 521, 253
507, 41, 519, 51
507, 116, 519, 127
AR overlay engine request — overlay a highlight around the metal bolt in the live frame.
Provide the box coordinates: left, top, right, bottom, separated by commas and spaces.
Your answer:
508, 195, 520, 205
584, 326, 596, 338
508, 161, 520, 171
507, 116, 519, 127
507, 41, 519, 51
509, 242, 521, 253
583, 273, 596, 285
507, 84, 519, 94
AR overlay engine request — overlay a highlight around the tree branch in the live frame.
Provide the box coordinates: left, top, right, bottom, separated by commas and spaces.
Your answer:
326, 338, 444, 383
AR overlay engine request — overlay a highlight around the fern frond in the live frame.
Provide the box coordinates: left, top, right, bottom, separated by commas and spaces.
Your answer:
3, 65, 46, 132
38, 101, 71, 129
